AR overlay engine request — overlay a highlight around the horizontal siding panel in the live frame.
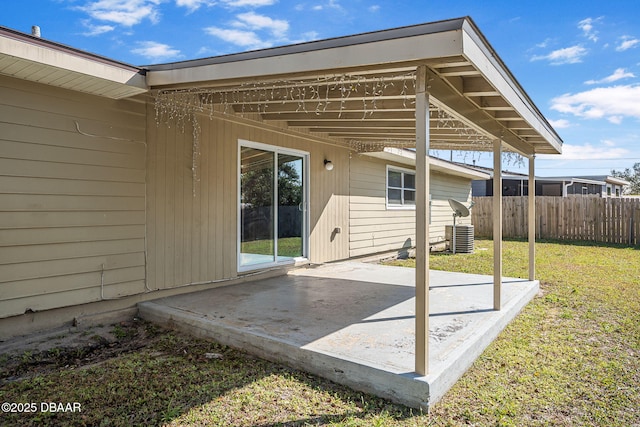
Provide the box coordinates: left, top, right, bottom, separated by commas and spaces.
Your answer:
350, 239, 413, 253
0, 225, 145, 247
0, 280, 146, 318
0, 252, 145, 283
349, 229, 415, 242
0, 176, 145, 196
350, 172, 384, 186
350, 216, 416, 226
349, 210, 415, 219
0, 238, 145, 265
350, 234, 415, 250
0, 140, 145, 169
0, 78, 146, 123
350, 223, 416, 234
0, 119, 146, 154
349, 203, 387, 211
349, 179, 386, 192
0, 211, 145, 228
349, 195, 385, 206
0, 158, 145, 183
0, 76, 148, 319
0, 194, 145, 211
0, 266, 145, 300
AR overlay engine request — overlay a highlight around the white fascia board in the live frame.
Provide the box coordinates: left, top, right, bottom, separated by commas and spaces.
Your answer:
0, 34, 146, 91
460, 24, 562, 154
605, 176, 630, 186
538, 177, 605, 185
147, 31, 462, 87
364, 148, 491, 180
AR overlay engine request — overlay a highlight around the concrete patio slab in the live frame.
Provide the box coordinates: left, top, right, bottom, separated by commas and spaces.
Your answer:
138, 262, 538, 409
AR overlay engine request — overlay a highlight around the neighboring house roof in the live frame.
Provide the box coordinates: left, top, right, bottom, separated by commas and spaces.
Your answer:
452, 162, 528, 179
0, 26, 146, 99
0, 17, 562, 156
538, 177, 606, 185
365, 148, 491, 180
456, 165, 628, 187
553, 175, 630, 187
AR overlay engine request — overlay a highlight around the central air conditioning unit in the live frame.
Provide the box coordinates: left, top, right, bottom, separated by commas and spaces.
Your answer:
445, 199, 475, 254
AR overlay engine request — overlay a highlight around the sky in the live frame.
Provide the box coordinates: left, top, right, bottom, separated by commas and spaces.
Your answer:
2, 0, 640, 177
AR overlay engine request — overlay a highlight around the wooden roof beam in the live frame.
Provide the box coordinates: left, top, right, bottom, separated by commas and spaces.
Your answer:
463, 76, 499, 96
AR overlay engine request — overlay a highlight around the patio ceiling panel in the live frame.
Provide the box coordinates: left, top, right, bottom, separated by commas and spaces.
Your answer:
147, 17, 562, 156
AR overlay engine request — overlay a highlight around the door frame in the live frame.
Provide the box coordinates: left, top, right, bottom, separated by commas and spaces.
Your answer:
237, 139, 310, 272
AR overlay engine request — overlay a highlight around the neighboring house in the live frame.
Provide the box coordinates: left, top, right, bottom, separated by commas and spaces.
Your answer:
547, 175, 630, 197
350, 148, 489, 257
0, 18, 562, 339
467, 166, 628, 197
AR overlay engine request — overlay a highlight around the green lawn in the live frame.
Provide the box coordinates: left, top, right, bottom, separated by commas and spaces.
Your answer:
241, 236, 302, 258
1, 239, 638, 426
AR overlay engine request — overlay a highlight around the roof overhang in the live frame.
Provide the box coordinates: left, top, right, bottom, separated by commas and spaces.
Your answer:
364, 147, 491, 180
604, 176, 630, 186
0, 26, 147, 99
147, 17, 562, 156
538, 177, 606, 185
543, 176, 630, 186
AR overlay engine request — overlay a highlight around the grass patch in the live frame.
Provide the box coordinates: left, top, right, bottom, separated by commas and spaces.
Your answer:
241, 236, 302, 258
1, 239, 638, 426
389, 239, 640, 426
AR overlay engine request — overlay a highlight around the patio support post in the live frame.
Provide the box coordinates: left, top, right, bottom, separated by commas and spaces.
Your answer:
415, 65, 430, 375
528, 154, 536, 280
493, 139, 502, 311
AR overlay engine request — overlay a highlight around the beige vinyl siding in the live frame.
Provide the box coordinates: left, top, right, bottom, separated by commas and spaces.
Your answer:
349, 155, 473, 257
0, 75, 147, 318
147, 111, 350, 290
430, 172, 473, 239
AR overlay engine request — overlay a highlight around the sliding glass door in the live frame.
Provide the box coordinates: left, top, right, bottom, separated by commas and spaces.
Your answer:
239, 141, 307, 270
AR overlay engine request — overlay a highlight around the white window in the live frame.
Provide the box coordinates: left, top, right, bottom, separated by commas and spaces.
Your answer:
386, 166, 416, 209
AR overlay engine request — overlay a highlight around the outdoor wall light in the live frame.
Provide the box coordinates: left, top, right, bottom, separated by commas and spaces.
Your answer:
324, 159, 334, 171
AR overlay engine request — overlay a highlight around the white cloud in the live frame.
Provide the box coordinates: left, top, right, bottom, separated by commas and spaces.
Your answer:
578, 17, 601, 42
368, 5, 380, 12
204, 27, 271, 49
531, 45, 587, 65
551, 142, 629, 160
585, 68, 635, 85
222, 0, 276, 6
535, 38, 552, 49
175, 0, 216, 12
78, 0, 162, 26
311, 0, 344, 12
131, 41, 181, 60
616, 36, 640, 52
551, 84, 640, 123
233, 12, 289, 38
81, 20, 115, 36
206, 10, 293, 49
548, 119, 571, 129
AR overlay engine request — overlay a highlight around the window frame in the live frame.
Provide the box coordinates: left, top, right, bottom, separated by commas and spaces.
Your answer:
386, 165, 417, 210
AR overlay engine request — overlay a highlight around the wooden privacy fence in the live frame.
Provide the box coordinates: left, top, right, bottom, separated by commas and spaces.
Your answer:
472, 196, 640, 246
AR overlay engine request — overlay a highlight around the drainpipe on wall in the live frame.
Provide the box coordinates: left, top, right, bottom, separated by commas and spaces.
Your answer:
563, 180, 574, 197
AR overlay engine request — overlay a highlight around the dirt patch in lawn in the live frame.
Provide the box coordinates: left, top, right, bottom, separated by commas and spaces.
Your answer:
0, 318, 156, 385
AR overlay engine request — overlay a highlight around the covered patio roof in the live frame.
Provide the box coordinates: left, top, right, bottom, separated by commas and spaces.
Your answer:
146, 16, 560, 377
147, 17, 562, 156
